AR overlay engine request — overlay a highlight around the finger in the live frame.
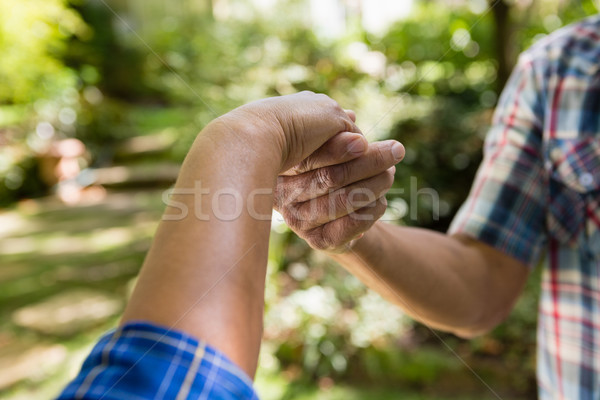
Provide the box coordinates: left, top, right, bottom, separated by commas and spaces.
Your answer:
344, 109, 356, 122
304, 197, 387, 252
345, 117, 362, 135
279, 140, 404, 203
281, 132, 368, 176
291, 166, 395, 229
337, 106, 362, 135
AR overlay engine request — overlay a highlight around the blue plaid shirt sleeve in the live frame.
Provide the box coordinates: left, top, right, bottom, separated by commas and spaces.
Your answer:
448, 51, 548, 267
56, 322, 259, 400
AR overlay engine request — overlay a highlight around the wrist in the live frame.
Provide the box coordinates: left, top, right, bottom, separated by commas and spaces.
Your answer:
209, 109, 287, 174
332, 222, 385, 261
173, 117, 281, 208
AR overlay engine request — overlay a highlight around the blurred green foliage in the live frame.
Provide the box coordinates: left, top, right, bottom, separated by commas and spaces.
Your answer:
0, 0, 598, 398
0, 0, 86, 104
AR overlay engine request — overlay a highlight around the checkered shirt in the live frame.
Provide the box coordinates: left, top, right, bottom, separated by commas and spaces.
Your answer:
56, 322, 259, 400
449, 15, 600, 400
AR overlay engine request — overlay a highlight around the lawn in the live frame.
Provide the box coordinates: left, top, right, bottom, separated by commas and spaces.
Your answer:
0, 189, 515, 400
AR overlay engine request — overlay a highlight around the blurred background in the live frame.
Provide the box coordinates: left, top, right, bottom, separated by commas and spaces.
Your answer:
0, 0, 597, 398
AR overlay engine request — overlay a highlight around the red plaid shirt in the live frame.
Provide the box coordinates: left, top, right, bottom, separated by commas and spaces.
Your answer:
450, 15, 600, 400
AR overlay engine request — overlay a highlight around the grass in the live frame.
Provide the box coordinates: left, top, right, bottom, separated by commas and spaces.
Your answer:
0, 137, 537, 400
0, 189, 507, 400
254, 371, 505, 400
0, 190, 164, 399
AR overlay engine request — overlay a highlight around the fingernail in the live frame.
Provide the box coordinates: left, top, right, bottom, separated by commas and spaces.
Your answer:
391, 142, 405, 161
388, 166, 396, 174
347, 136, 367, 155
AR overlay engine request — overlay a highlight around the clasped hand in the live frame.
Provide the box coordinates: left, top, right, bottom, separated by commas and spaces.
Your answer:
223, 92, 405, 253
214, 91, 404, 252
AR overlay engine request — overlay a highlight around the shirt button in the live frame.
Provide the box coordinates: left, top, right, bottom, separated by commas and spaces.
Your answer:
579, 172, 594, 188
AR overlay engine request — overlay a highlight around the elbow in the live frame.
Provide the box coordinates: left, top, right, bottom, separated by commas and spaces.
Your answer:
451, 304, 512, 340
452, 326, 493, 340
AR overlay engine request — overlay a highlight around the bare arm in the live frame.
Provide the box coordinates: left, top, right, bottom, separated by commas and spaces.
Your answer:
276, 55, 542, 339
330, 222, 529, 338
276, 133, 529, 337
121, 92, 361, 378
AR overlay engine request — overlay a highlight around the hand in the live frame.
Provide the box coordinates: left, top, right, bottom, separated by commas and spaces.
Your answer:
216, 91, 361, 174
275, 124, 405, 253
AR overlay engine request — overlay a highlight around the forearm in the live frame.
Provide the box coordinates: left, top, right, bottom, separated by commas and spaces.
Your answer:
121, 120, 279, 377
120, 92, 358, 378
331, 221, 528, 337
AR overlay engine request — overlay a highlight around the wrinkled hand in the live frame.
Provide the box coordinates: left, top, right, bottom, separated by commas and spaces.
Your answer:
275, 112, 405, 253
220, 91, 361, 173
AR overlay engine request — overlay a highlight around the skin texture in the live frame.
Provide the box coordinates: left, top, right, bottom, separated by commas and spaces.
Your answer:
121, 92, 403, 378
330, 226, 530, 337
275, 123, 530, 338
275, 137, 405, 252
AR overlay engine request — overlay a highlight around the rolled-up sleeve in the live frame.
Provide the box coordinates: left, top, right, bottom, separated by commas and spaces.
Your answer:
449, 53, 547, 267
57, 322, 259, 400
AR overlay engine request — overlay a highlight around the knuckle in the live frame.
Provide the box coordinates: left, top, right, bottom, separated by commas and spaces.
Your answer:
311, 197, 328, 220
386, 166, 396, 177
330, 99, 343, 111
307, 232, 330, 251
309, 240, 327, 251
295, 157, 313, 174
281, 207, 306, 232
314, 93, 331, 104
350, 219, 370, 234
334, 190, 350, 213
322, 96, 344, 115
293, 201, 324, 230
373, 146, 388, 169
307, 225, 344, 252
385, 169, 395, 186
316, 197, 338, 224
335, 163, 349, 186
273, 178, 287, 207
315, 167, 337, 190
349, 211, 374, 227
280, 208, 298, 228
374, 199, 388, 219
325, 224, 347, 248
320, 233, 337, 251
380, 196, 388, 207
339, 118, 354, 134
275, 177, 302, 204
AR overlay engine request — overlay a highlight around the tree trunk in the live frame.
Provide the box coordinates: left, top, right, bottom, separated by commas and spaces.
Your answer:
489, 0, 512, 92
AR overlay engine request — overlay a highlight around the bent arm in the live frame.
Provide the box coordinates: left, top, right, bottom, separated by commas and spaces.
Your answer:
121, 119, 278, 377
289, 55, 545, 339
331, 222, 530, 338
121, 93, 359, 378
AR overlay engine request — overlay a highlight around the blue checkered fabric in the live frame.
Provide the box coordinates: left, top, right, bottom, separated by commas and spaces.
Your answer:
57, 322, 259, 400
